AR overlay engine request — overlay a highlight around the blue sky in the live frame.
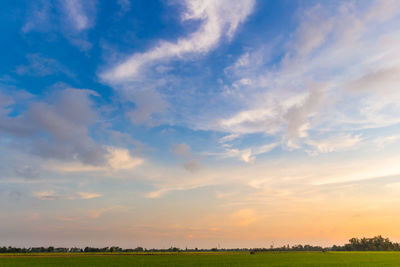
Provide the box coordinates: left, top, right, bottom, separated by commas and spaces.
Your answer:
2, 0, 400, 248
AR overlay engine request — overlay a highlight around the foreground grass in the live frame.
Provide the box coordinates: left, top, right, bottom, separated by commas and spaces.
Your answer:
1, 251, 400, 266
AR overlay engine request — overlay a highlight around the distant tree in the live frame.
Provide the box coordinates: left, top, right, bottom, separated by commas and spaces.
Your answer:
134, 246, 144, 252
338, 236, 399, 251
69, 247, 81, 253
110, 246, 122, 252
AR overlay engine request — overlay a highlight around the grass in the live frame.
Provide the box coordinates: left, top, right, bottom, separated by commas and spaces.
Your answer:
1, 251, 400, 266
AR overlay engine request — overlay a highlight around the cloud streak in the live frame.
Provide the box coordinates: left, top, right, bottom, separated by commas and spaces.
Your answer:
101, 0, 255, 83
33, 191, 102, 200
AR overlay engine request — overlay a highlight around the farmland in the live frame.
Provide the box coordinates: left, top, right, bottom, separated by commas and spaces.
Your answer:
1, 251, 400, 266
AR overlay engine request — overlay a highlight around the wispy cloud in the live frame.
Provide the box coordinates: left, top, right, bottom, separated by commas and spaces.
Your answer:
306, 134, 363, 155
61, 0, 93, 31
219, 133, 240, 143
33, 190, 102, 200
208, 142, 278, 163
33, 191, 59, 200
16, 54, 74, 77
77, 192, 102, 199
22, 0, 97, 50
117, 0, 131, 17
372, 134, 400, 150
21, 0, 52, 33
193, 0, 400, 155
98, 0, 255, 127
101, 0, 255, 82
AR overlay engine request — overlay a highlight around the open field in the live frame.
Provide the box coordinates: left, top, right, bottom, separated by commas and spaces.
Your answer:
2, 251, 400, 266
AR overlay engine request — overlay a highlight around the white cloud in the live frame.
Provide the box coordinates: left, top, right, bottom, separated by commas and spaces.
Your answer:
107, 147, 143, 170
196, 0, 400, 154
218, 106, 280, 135
372, 134, 400, 150
76, 192, 102, 199
99, 0, 255, 129
219, 133, 240, 143
144, 181, 206, 198
239, 149, 254, 163
306, 134, 363, 155
283, 86, 325, 147
144, 189, 166, 199
22, 0, 96, 50
60, 0, 94, 31
101, 0, 255, 83
208, 142, 278, 163
140, 146, 400, 199
46, 147, 143, 172
349, 66, 400, 93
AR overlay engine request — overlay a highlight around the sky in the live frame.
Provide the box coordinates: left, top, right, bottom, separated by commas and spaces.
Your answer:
1, 0, 400, 249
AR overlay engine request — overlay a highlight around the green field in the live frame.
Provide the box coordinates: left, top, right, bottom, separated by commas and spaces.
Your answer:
1, 251, 400, 266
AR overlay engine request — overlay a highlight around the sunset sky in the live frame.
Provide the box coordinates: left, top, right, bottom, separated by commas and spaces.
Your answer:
1, 0, 400, 249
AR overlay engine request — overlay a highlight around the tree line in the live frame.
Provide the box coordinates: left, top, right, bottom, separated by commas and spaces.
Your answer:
254, 236, 400, 252
333, 236, 400, 251
1, 236, 400, 253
